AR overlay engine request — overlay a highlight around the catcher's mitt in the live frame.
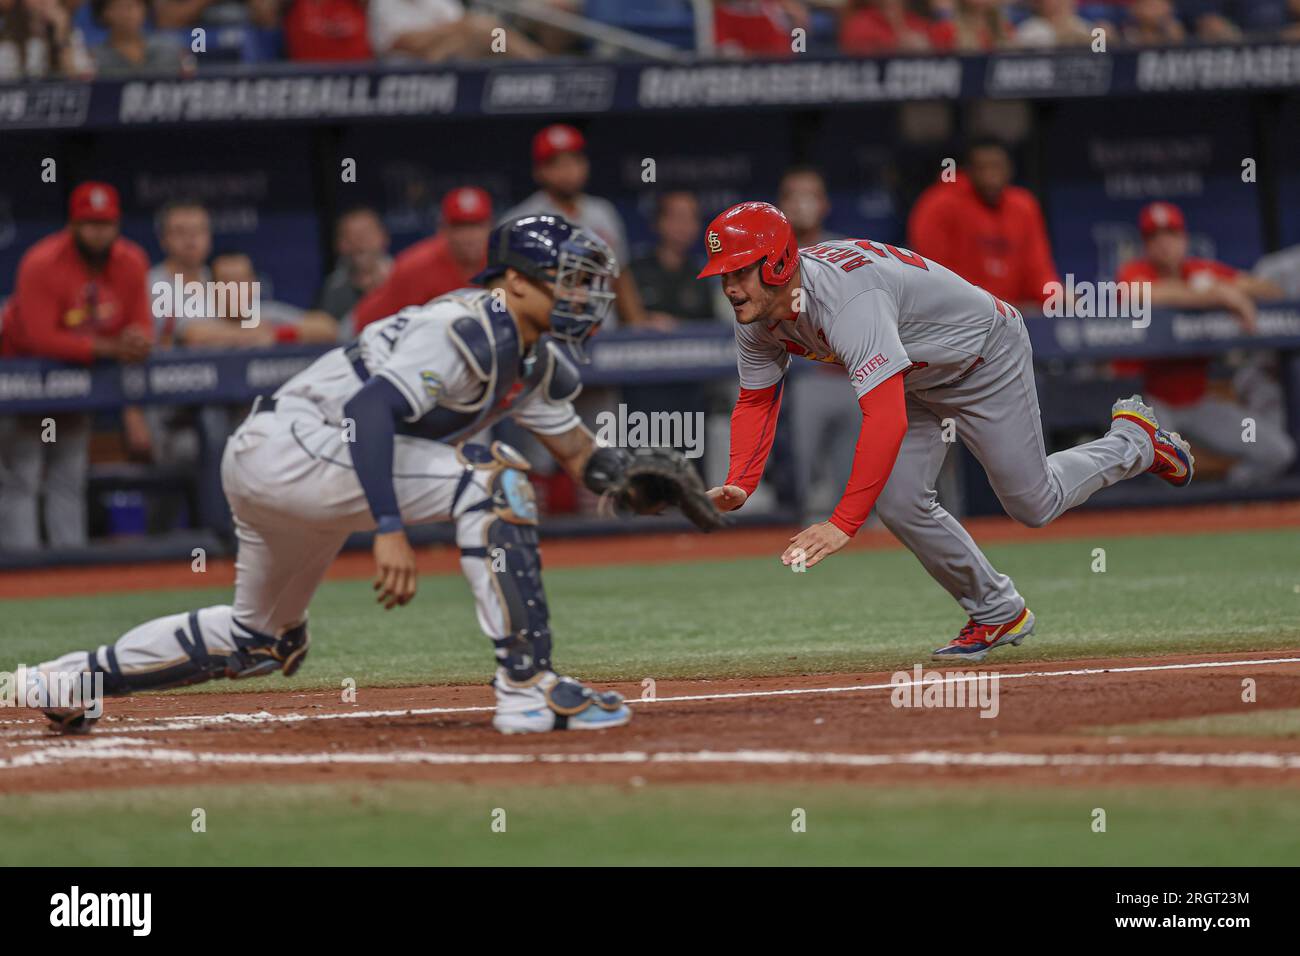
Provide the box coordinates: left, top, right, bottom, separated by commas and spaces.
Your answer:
583, 447, 726, 532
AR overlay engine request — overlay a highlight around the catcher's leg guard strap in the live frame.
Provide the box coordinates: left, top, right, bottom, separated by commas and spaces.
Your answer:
546, 676, 625, 729
478, 518, 552, 683
226, 619, 311, 680
91, 611, 229, 693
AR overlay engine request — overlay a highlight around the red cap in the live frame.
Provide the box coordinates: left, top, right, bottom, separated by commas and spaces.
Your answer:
697, 201, 798, 286
441, 186, 492, 225
68, 182, 121, 223
1138, 201, 1186, 237
532, 124, 585, 165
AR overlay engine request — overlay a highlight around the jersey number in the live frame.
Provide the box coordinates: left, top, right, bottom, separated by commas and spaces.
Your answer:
840, 240, 930, 273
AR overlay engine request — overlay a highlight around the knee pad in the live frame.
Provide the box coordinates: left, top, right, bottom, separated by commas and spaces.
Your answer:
482, 518, 552, 683
454, 441, 538, 524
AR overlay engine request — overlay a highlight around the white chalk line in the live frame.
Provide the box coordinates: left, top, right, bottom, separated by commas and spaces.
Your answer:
4, 743, 1300, 773
0, 655, 1297, 740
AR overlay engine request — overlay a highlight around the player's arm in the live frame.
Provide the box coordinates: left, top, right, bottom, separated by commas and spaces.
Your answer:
708, 326, 790, 511
708, 378, 786, 512
342, 377, 419, 609
782, 371, 907, 567
782, 288, 910, 566
1234, 273, 1283, 300
1139, 277, 1259, 331
534, 423, 598, 484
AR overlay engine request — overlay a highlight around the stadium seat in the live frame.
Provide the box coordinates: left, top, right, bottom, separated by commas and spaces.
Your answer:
584, 0, 698, 50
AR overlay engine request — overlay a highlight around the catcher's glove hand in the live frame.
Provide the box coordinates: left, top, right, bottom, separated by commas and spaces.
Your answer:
583, 446, 726, 532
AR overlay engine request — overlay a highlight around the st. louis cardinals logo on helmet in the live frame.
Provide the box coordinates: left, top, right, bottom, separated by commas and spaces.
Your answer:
697, 201, 798, 287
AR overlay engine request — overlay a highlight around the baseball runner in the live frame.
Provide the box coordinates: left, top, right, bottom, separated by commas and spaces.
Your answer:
699, 202, 1194, 662
27, 215, 719, 734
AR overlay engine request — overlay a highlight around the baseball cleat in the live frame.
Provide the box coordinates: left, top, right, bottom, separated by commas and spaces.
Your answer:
42, 707, 98, 735
931, 608, 1035, 664
1111, 395, 1195, 487
492, 670, 631, 734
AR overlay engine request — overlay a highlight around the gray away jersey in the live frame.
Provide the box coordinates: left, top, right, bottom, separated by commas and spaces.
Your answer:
735, 240, 1013, 398
274, 289, 580, 436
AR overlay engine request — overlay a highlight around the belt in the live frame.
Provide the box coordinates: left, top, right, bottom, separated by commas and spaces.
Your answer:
253, 343, 369, 417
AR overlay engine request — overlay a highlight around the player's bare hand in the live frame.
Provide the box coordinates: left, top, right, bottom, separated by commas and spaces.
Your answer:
782, 521, 850, 569
707, 485, 748, 512
373, 530, 418, 609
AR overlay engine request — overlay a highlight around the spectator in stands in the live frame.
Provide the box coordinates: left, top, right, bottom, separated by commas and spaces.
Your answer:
907, 138, 1060, 309
502, 124, 647, 328
1014, 0, 1100, 48
91, 0, 190, 75
1115, 202, 1294, 486
771, 166, 859, 523
283, 0, 371, 61
367, 0, 543, 61
715, 0, 809, 58
1121, 0, 1184, 45
779, 166, 841, 248
1287, 0, 1300, 40
352, 186, 491, 331
148, 199, 212, 346
0, 0, 93, 79
172, 250, 339, 347
840, 0, 943, 54
152, 0, 276, 29
0, 182, 152, 550
316, 207, 391, 324
629, 192, 716, 331
937, 0, 1012, 50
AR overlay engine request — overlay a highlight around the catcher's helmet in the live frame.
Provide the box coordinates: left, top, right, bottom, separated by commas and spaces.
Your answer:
474, 215, 618, 362
696, 201, 798, 286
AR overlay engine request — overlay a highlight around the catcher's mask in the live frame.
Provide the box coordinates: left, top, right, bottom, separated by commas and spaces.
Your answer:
475, 216, 617, 364
547, 228, 618, 364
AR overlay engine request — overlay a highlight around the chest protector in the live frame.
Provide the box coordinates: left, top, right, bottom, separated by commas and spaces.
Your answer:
395, 295, 582, 445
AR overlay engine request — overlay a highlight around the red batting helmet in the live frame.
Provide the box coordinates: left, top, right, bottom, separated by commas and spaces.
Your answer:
696, 201, 798, 286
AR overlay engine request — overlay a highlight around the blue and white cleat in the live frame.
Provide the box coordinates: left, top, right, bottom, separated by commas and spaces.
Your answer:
492, 670, 631, 734
1111, 395, 1195, 487
931, 608, 1035, 664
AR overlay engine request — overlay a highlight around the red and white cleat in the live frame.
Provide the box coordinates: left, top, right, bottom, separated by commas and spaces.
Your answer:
931, 608, 1035, 664
1111, 395, 1195, 488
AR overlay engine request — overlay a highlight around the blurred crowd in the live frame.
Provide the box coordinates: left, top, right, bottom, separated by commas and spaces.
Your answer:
1, 0, 1298, 81
0, 121, 1296, 550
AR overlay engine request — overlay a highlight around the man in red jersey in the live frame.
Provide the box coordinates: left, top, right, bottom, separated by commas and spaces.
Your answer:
1115, 202, 1294, 485
0, 182, 153, 550
352, 186, 493, 332
698, 202, 1194, 663
908, 139, 1060, 309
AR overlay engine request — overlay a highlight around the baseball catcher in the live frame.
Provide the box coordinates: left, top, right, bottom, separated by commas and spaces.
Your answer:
698, 202, 1194, 663
27, 215, 715, 735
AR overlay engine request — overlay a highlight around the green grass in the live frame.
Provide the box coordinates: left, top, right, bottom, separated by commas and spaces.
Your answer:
1097, 708, 1300, 739
5, 528, 1298, 691
2, 782, 1297, 866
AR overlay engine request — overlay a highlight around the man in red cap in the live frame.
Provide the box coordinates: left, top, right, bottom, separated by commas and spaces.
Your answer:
0, 181, 153, 550
501, 124, 647, 328
1115, 202, 1294, 485
352, 186, 493, 332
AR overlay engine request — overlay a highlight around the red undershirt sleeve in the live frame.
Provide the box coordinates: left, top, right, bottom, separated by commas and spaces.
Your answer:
828, 370, 908, 537
725, 378, 785, 496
